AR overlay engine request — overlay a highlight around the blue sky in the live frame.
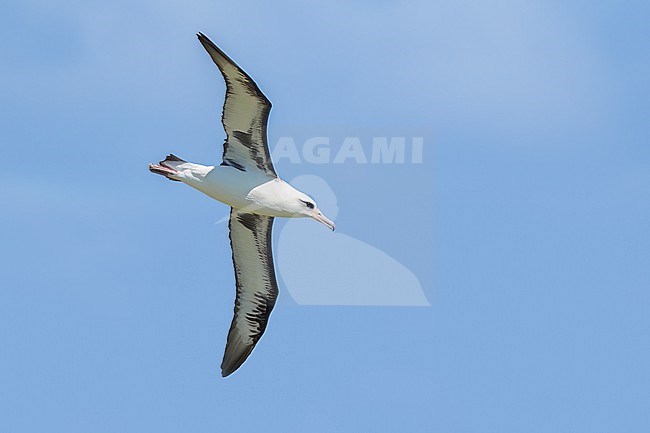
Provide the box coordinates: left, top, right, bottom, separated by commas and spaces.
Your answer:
1, 1, 649, 432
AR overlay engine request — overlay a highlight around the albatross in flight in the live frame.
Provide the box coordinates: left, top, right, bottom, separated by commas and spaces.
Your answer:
149, 33, 335, 377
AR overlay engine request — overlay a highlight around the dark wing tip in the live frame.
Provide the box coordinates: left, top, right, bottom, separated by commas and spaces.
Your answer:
195, 31, 272, 112
220, 335, 255, 377
196, 32, 220, 53
221, 363, 242, 378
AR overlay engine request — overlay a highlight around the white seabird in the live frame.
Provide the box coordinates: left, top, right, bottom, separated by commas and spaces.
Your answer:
149, 33, 335, 377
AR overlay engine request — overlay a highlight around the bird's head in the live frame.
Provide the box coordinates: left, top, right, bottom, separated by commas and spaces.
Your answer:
248, 178, 336, 230
293, 192, 336, 231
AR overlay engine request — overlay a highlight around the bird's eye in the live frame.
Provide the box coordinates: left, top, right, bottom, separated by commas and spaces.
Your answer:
300, 199, 315, 209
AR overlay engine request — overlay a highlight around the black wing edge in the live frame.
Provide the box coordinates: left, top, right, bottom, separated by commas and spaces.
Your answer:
196, 32, 277, 177
196, 32, 272, 107
221, 211, 278, 377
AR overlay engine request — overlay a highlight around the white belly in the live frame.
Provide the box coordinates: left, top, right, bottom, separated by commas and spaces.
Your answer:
179, 163, 297, 217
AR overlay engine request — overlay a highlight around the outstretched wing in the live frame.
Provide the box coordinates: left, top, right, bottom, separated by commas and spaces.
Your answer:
197, 33, 277, 177
222, 209, 279, 377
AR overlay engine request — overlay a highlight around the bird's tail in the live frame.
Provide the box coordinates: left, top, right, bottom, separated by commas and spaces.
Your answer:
148, 154, 186, 181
